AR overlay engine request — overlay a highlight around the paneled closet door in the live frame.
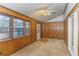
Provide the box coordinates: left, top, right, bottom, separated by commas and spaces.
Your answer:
56, 22, 64, 39
42, 23, 49, 38
49, 22, 57, 39
48, 22, 64, 39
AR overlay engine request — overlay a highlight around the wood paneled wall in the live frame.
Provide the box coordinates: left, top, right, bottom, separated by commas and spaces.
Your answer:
48, 22, 57, 39
64, 19, 68, 46
0, 5, 27, 20
42, 22, 64, 39
41, 23, 49, 38
0, 36, 31, 55
0, 5, 41, 56
30, 19, 37, 42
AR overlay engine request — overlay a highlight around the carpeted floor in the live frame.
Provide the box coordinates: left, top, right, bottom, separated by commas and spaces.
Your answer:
11, 39, 70, 56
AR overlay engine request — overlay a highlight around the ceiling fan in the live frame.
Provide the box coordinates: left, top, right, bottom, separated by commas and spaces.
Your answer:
35, 6, 56, 16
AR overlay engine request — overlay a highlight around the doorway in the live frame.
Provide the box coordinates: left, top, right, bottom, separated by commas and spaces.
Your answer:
37, 24, 41, 40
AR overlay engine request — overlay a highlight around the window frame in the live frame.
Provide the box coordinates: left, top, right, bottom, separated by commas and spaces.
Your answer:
13, 17, 25, 39
0, 13, 30, 42
25, 21, 31, 36
0, 14, 11, 42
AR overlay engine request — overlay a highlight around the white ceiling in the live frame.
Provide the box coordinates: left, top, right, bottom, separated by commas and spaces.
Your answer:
0, 3, 66, 22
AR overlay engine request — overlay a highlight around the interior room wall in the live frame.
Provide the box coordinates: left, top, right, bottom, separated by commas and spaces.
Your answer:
0, 6, 42, 56
42, 15, 64, 39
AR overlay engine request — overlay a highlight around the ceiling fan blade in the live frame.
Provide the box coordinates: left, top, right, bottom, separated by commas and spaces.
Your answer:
48, 10, 56, 12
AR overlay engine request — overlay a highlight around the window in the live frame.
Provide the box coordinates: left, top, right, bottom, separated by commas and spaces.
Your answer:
0, 14, 10, 40
25, 22, 30, 35
13, 18, 24, 37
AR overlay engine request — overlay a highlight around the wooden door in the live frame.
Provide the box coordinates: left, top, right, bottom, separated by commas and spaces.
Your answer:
37, 24, 41, 40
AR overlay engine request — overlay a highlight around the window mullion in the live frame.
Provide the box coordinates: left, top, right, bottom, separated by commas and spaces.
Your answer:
9, 17, 13, 39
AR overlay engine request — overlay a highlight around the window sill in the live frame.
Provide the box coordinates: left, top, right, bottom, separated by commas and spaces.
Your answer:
0, 34, 31, 42
13, 36, 25, 39
0, 38, 11, 42
13, 34, 31, 39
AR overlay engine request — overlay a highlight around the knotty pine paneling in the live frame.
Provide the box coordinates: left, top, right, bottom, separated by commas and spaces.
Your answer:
30, 19, 37, 43
0, 5, 29, 21
0, 36, 31, 56
0, 5, 41, 56
42, 22, 64, 39
41, 23, 49, 38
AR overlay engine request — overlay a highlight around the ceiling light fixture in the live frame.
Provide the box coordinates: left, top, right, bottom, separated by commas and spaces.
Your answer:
36, 8, 55, 16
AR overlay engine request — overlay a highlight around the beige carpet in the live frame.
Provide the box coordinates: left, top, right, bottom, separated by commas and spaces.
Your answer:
11, 39, 70, 56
